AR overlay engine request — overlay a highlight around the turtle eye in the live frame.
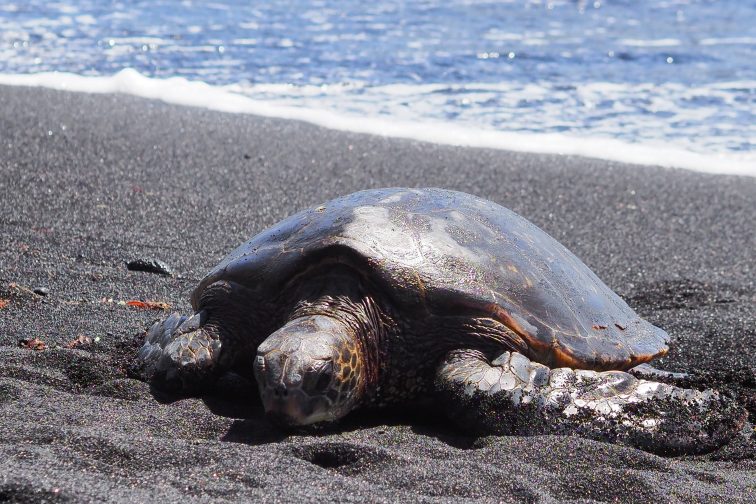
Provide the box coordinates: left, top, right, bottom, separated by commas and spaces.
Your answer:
314, 361, 334, 392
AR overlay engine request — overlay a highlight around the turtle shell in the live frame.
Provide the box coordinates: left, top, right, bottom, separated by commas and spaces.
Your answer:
194, 188, 668, 371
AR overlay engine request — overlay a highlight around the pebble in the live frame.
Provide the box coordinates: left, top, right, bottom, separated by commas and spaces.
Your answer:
126, 258, 173, 276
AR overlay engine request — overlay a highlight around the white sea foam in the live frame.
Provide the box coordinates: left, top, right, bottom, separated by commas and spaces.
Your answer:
618, 38, 681, 47
699, 37, 756, 46
0, 69, 753, 177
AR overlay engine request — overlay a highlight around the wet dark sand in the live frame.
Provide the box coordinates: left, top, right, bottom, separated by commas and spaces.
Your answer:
0, 85, 754, 502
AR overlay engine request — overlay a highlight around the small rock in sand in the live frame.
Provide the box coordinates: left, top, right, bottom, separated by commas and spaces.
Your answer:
126, 258, 173, 276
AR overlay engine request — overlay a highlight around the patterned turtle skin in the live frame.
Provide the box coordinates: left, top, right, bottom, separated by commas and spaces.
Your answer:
137, 188, 744, 454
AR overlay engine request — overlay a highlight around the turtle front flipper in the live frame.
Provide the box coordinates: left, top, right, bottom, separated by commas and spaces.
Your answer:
135, 310, 222, 395
435, 350, 747, 455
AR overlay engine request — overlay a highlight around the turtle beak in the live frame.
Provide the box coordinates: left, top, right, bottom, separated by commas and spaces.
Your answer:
261, 387, 307, 425
262, 392, 324, 427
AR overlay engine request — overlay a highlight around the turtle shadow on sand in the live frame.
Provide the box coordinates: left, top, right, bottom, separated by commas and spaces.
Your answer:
197, 388, 482, 451
211, 396, 470, 448
220, 417, 288, 446
140, 385, 286, 446
225, 405, 482, 452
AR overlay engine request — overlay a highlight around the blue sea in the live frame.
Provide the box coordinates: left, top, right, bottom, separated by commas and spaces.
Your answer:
0, 0, 754, 174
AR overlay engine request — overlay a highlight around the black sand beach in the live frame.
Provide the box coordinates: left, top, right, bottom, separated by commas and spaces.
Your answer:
0, 85, 754, 502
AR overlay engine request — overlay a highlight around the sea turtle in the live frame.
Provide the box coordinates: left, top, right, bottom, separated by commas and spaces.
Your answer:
136, 188, 744, 454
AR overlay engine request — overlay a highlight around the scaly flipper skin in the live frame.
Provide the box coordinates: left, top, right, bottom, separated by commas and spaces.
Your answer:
136, 310, 221, 394
435, 350, 747, 455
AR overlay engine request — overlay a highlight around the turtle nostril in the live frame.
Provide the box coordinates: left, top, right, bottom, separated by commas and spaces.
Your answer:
273, 384, 287, 397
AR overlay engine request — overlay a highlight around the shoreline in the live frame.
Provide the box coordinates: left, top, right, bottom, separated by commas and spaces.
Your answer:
0, 70, 753, 177
0, 84, 753, 502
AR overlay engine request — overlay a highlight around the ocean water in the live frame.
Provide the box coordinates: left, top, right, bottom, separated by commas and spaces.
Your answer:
0, 0, 754, 175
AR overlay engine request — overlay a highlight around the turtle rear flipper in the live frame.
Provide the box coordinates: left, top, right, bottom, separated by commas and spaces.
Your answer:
435, 350, 747, 455
135, 310, 221, 395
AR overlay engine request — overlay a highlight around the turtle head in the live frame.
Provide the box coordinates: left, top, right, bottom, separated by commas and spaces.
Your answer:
253, 315, 365, 426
